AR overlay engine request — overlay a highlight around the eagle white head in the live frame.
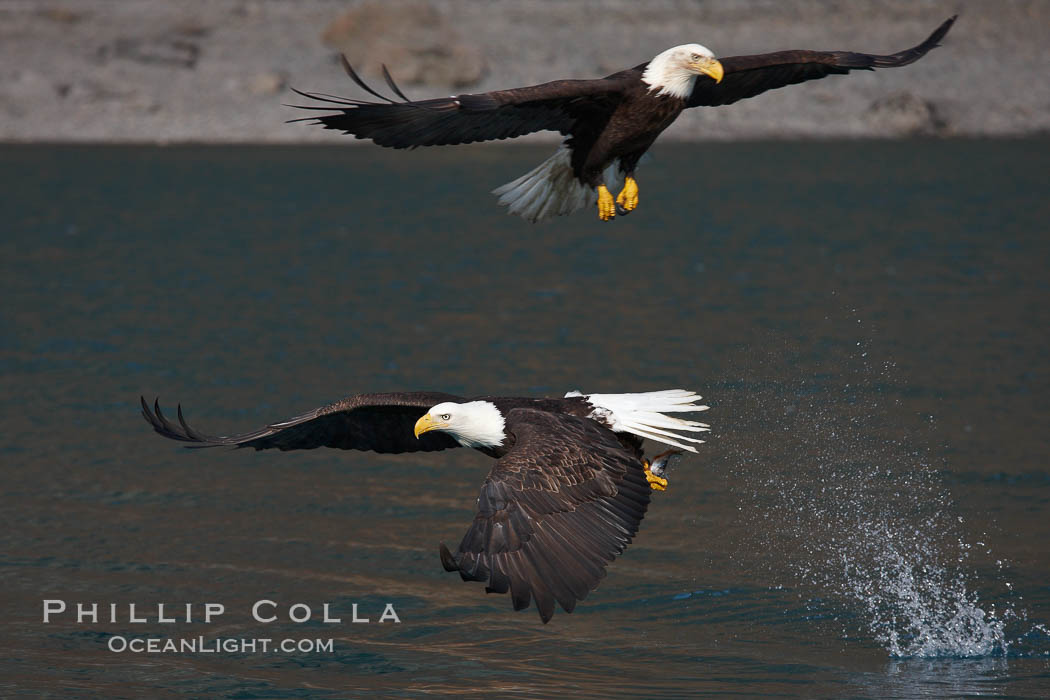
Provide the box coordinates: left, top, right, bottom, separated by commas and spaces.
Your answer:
414, 401, 507, 448
642, 43, 724, 98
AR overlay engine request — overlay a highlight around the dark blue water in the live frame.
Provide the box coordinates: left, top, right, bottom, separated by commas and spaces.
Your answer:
1, 141, 1048, 697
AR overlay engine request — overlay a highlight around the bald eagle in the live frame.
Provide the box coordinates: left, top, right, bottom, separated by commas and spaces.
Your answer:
142, 389, 710, 622
291, 17, 955, 222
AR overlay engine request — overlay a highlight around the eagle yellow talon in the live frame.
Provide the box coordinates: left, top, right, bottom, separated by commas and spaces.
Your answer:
616, 176, 639, 213
597, 185, 616, 221
643, 460, 668, 491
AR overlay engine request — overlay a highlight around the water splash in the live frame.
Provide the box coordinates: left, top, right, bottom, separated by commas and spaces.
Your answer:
724, 329, 1027, 658
836, 520, 1006, 657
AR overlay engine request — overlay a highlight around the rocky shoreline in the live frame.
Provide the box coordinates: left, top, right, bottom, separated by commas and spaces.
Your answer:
2, 0, 1046, 143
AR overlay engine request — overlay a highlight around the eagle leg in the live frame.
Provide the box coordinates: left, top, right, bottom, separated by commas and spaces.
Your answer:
615, 176, 639, 215
597, 185, 616, 221
642, 459, 668, 491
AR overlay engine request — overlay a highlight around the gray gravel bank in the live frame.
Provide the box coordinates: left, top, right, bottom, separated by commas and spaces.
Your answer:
1, 0, 1045, 143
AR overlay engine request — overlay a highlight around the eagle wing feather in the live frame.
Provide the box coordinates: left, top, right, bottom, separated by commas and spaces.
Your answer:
441, 408, 651, 623
289, 59, 629, 148
141, 392, 463, 453
686, 16, 955, 108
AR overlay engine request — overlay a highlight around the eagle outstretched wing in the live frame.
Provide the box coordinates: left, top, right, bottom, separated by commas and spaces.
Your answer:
686, 15, 956, 108
440, 408, 651, 623
288, 57, 629, 148
141, 392, 463, 453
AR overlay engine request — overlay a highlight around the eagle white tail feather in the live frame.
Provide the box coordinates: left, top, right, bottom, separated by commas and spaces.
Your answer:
493, 146, 619, 223
567, 389, 711, 453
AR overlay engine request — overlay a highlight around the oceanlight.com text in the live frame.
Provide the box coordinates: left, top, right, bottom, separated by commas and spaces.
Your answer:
107, 636, 336, 654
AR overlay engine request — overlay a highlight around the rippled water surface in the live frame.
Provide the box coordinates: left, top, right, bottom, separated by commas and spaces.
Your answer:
2, 142, 1049, 697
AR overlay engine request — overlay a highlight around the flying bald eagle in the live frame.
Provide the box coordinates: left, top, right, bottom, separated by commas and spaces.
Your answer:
291, 17, 955, 222
142, 389, 709, 622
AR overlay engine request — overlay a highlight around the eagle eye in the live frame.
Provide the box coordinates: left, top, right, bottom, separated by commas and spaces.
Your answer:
691, 53, 701, 61
440, 413, 451, 421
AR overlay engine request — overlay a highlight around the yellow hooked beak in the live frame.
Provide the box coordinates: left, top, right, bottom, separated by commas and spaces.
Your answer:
695, 58, 724, 84
414, 413, 444, 438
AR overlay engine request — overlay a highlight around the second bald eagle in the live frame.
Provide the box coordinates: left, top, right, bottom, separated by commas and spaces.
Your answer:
292, 17, 955, 222
142, 389, 710, 622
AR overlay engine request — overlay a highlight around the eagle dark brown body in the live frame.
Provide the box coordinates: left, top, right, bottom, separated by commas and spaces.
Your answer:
577, 81, 686, 187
